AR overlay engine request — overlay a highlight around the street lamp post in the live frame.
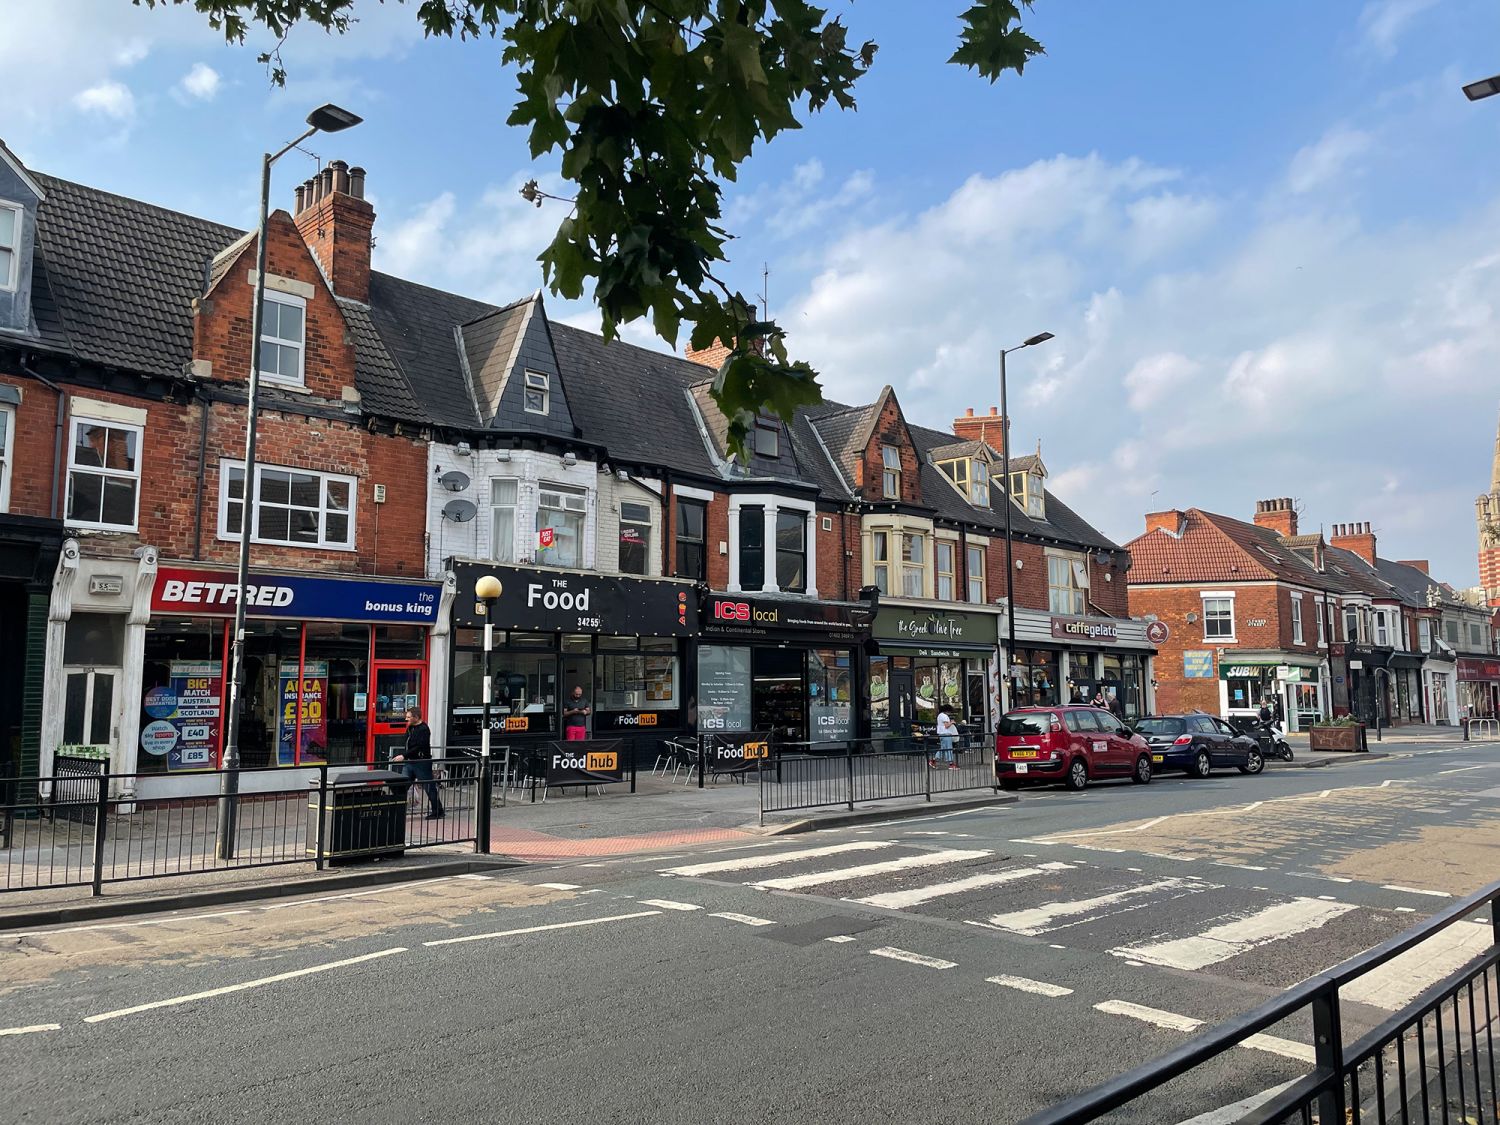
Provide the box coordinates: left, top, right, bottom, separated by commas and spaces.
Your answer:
216, 104, 363, 861
474, 575, 502, 851
999, 331, 1055, 714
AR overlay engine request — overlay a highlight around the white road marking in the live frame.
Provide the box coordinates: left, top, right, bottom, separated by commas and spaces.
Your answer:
1115, 899, 1359, 970
989, 878, 1202, 936
424, 911, 661, 947
850, 862, 1073, 909
1041, 816, 1169, 840
1341, 921, 1493, 1011
870, 946, 956, 969
1172, 1081, 1298, 1125
1241, 1034, 1317, 1064
1440, 765, 1493, 775
987, 974, 1073, 997
0, 1024, 60, 1037
825, 935, 856, 943
1095, 1000, 1203, 1032
1396, 906, 1417, 913
536, 882, 582, 890
753, 849, 992, 891
1074, 844, 1126, 853
84, 947, 408, 1023
638, 899, 701, 911
1212, 862, 1268, 871
1381, 885, 1453, 898
1289, 872, 1352, 883
710, 912, 776, 927
906, 831, 950, 836
663, 841, 893, 876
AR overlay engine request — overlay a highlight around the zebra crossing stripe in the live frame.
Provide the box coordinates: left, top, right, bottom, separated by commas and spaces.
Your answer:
870, 947, 956, 969
1111, 899, 1358, 970
662, 841, 893, 876
1341, 921, 1491, 1011
752, 849, 992, 892
1094, 1000, 1203, 1032
852, 862, 1073, 909
989, 878, 1202, 936
986, 974, 1073, 997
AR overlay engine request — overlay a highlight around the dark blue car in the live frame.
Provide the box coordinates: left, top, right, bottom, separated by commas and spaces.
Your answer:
1133, 713, 1263, 778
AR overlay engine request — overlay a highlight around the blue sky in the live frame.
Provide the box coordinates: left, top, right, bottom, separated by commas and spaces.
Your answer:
5, 0, 1500, 586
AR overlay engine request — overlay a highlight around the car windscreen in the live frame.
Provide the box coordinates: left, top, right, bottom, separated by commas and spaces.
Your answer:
997, 713, 1052, 736
1135, 717, 1185, 736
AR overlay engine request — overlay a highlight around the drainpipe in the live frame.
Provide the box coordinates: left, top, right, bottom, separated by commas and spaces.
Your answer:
20, 360, 66, 520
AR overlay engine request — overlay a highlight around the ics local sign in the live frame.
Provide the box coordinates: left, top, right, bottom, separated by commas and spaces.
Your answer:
151, 566, 441, 624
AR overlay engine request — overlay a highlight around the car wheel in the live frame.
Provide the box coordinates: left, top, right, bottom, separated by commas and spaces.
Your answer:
1065, 758, 1089, 791
1132, 754, 1153, 784
1239, 749, 1264, 776
1190, 750, 1212, 779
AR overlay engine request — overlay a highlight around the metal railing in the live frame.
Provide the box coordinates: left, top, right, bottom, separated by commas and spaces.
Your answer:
1465, 718, 1499, 741
1, 757, 491, 895
1022, 879, 1500, 1125
757, 735, 998, 825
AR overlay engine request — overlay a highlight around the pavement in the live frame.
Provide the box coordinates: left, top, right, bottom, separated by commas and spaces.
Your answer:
2, 732, 1495, 1124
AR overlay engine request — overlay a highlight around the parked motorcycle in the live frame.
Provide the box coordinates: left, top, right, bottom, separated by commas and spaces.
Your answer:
1226, 717, 1294, 762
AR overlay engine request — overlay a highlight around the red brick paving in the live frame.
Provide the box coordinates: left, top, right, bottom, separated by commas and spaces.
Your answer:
488, 825, 758, 859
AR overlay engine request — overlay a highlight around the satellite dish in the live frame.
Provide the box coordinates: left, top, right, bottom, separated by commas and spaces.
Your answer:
443, 499, 477, 523
439, 470, 471, 493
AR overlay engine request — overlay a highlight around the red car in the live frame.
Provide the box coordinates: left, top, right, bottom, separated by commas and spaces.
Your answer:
994, 705, 1154, 791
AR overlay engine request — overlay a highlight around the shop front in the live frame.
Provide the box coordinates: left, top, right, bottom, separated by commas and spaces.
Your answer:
1218, 653, 1328, 731
0, 514, 65, 781
446, 562, 697, 762
1002, 609, 1156, 720
871, 605, 998, 737
698, 592, 872, 746
1459, 657, 1500, 720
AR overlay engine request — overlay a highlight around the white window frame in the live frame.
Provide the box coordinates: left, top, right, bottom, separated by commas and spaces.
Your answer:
1418, 617, 1433, 653
217, 458, 356, 551
0, 201, 21, 294
258, 290, 307, 387
1316, 599, 1326, 646
537, 482, 587, 567
966, 544, 985, 603
881, 445, 901, 499
1027, 472, 1045, 517
1047, 552, 1086, 616
728, 494, 818, 596
972, 459, 990, 507
1201, 591, 1236, 642
872, 530, 891, 594
1373, 610, 1390, 647
490, 478, 518, 563
901, 531, 927, 598
66, 416, 143, 532
936, 540, 956, 601
0, 403, 13, 512
1345, 605, 1362, 644
1290, 593, 1304, 645
523, 370, 549, 415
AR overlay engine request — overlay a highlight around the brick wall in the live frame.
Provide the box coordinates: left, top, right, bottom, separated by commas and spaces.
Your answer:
813, 508, 861, 600
293, 187, 375, 304
0, 373, 60, 517
705, 492, 730, 589
855, 393, 921, 504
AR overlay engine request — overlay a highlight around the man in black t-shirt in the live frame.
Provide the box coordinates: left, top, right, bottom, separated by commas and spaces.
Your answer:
392, 705, 443, 818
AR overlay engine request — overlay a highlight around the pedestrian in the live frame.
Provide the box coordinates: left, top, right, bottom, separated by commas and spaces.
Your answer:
1107, 690, 1124, 722
391, 705, 444, 820
935, 708, 960, 769
562, 684, 591, 741
1090, 687, 1108, 710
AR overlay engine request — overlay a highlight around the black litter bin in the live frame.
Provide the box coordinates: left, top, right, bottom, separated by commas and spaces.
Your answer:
308, 770, 410, 864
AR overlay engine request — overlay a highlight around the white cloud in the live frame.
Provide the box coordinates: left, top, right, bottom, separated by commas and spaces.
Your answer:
179, 62, 220, 100
73, 81, 136, 121
1285, 126, 1372, 194
1357, 0, 1438, 58
1123, 353, 1198, 412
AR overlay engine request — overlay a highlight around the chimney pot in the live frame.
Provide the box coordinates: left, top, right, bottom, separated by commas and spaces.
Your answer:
988, 406, 998, 416
319, 166, 334, 198
964, 408, 974, 418
330, 159, 349, 195
294, 184, 306, 212
348, 166, 366, 199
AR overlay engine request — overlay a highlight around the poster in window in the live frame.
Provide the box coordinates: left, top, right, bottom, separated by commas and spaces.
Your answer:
278, 660, 328, 766
141, 661, 223, 772
698, 645, 751, 732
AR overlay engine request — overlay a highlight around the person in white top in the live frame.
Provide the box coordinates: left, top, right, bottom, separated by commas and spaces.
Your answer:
934, 709, 960, 769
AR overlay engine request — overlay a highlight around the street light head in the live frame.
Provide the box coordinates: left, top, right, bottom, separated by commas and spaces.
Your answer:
474, 575, 503, 600
1023, 331, 1055, 348
1463, 75, 1500, 101
306, 103, 363, 133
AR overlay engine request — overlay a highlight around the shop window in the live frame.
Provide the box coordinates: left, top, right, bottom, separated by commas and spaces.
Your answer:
0, 404, 12, 512
221, 461, 355, 550
523, 370, 549, 415
1008, 649, 1059, 709
675, 498, 706, 581
966, 545, 985, 603
537, 483, 586, 568
807, 648, 853, 742
912, 655, 963, 729
775, 510, 806, 592
698, 644, 752, 733
902, 532, 926, 597
936, 541, 956, 601
302, 622, 371, 766
1048, 554, 1087, 616
226, 620, 301, 768
1226, 672, 1270, 712
738, 505, 765, 590
872, 531, 890, 594
259, 291, 306, 385
881, 445, 901, 499
67, 417, 141, 531
491, 479, 518, 563
869, 655, 890, 733
1291, 596, 1304, 644
599, 646, 680, 710
618, 501, 652, 575
374, 624, 425, 659
1203, 596, 1235, 640
139, 618, 224, 774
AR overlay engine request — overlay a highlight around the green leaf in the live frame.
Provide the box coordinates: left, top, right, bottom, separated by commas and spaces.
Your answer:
950, 0, 1045, 82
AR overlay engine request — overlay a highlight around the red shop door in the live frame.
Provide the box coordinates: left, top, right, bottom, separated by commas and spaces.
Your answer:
368, 662, 426, 765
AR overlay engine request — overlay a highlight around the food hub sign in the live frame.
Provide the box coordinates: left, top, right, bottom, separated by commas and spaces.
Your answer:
151, 567, 440, 624
451, 562, 696, 635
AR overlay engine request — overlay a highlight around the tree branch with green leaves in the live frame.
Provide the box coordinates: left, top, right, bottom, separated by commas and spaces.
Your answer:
137, 0, 1044, 455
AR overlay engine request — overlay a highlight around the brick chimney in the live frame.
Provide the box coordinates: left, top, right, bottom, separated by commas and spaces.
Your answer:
1252, 497, 1298, 538
1330, 521, 1377, 564
951, 406, 1009, 454
293, 160, 374, 303
1146, 509, 1188, 538
685, 340, 734, 369
1398, 559, 1430, 575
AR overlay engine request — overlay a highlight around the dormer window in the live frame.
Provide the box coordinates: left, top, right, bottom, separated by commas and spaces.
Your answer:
754, 418, 779, 458
259, 291, 306, 385
1010, 471, 1045, 518
523, 371, 549, 415
0, 202, 20, 292
937, 456, 992, 508
973, 460, 990, 506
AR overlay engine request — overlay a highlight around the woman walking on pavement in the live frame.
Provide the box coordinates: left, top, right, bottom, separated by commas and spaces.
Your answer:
392, 705, 444, 819
934, 708, 960, 769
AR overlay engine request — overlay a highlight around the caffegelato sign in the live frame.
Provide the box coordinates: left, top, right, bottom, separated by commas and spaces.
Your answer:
874, 608, 998, 649
1049, 616, 1119, 643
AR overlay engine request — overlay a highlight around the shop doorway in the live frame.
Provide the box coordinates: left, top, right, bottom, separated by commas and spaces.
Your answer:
370, 663, 424, 764
752, 647, 806, 744
888, 659, 914, 736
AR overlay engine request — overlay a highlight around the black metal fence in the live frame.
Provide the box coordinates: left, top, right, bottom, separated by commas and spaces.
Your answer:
1, 757, 491, 896
757, 735, 998, 825
1023, 880, 1500, 1125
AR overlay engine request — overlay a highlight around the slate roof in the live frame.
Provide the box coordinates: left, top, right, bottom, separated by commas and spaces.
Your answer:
1375, 558, 1450, 608
929, 439, 994, 462
806, 401, 878, 491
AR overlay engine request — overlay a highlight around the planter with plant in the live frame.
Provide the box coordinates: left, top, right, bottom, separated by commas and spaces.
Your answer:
1308, 717, 1366, 752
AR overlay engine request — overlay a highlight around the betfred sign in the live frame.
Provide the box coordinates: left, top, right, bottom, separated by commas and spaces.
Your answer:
151, 566, 440, 623
1459, 658, 1500, 682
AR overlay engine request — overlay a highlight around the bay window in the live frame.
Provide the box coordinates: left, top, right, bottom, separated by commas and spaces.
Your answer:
738, 506, 765, 590
537, 483, 586, 568
0, 403, 12, 512
0, 202, 20, 292
490, 479, 517, 563
1418, 618, 1433, 652
220, 460, 354, 549
901, 532, 926, 597
936, 541, 956, 601
775, 509, 806, 592
873, 531, 890, 594
68, 417, 142, 531
972, 460, 990, 506
1344, 605, 1361, 644
966, 545, 985, 602
1373, 610, 1390, 647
